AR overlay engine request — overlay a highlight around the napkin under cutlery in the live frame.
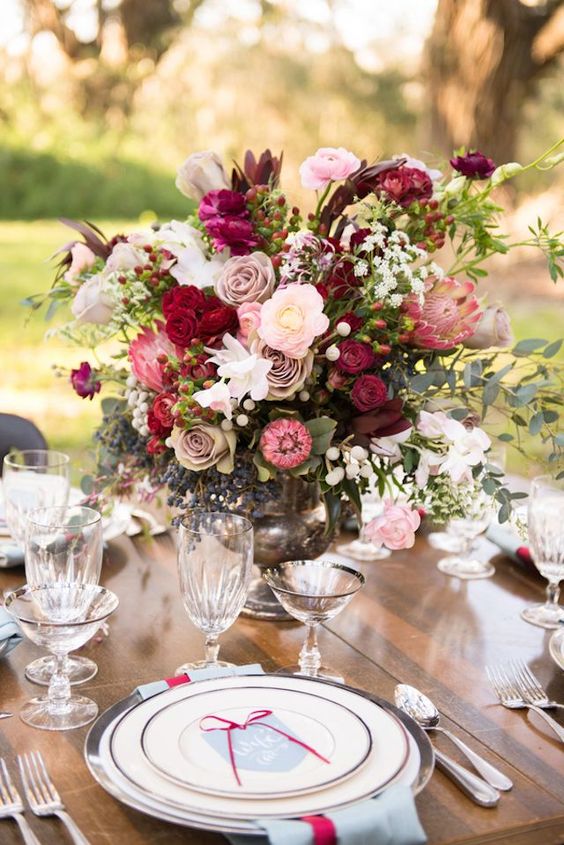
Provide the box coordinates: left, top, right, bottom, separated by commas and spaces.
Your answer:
0, 606, 23, 656
485, 524, 537, 577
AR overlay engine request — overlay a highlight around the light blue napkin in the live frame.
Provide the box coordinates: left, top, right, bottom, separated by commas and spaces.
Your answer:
227, 783, 426, 845
135, 664, 264, 700
0, 606, 23, 656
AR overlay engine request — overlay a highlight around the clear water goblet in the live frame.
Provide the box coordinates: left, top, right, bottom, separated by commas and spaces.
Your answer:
521, 475, 564, 629
338, 488, 391, 561
176, 510, 253, 675
5, 584, 118, 730
24, 506, 103, 686
3, 450, 70, 546
437, 491, 497, 580
263, 559, 365, 683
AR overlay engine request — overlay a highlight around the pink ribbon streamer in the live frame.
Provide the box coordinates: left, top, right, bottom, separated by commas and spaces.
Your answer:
199, 709, 330, 787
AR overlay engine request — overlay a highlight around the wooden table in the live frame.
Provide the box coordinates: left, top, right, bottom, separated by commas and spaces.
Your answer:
1, 532, 563, 845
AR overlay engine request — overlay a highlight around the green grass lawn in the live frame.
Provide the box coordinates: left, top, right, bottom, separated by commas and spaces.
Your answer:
0, 219, 562, 477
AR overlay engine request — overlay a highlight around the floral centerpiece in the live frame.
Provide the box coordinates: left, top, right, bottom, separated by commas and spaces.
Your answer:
32, 142, 563, 550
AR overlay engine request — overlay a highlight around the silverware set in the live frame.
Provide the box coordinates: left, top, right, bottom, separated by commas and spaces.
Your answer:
0, 752, 91, 845
486, 659, 564, 743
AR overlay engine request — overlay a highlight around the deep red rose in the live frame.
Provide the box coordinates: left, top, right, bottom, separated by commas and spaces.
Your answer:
204, 216, 259, 255
375, 166, 433, 208
338, 312, 364, 333
70, 362, 101, 400
199, 189, 248, 221
450, 150, 496, 179
182, 352, 216, 381
198, 305, 239, 345
147, 409, 169, 437
327, 367, 349, 390
165, 310, 199, 347
147, 435, 167, 455
152, 391, 176, 429
327, 259, 361, 299
337, 340, 375, 374
351, 398, 411, 446
162, 285, 206, 318
201, 294, 222, 312
351, 374, 388, 412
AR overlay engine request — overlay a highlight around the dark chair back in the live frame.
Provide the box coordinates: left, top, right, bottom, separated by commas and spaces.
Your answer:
0, 414, 48, 474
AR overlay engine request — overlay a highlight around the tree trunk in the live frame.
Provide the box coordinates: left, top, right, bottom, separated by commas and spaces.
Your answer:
425, 0, 564, 163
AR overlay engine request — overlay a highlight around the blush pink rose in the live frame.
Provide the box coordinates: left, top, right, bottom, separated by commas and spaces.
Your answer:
237, 302, 263, 346
64, 243, 96, 283
258, 284, 329, 359
299, 147, 361, 190
364, 500, 421, 551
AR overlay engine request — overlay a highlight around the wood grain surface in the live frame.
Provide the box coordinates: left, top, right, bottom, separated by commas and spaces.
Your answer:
1, 531, 563, 845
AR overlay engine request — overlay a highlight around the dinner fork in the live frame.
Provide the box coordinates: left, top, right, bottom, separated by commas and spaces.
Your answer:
486, 664, 564, 743
0, 757, 42, 845
17, 751, 91, 845
509, 659, 564, 710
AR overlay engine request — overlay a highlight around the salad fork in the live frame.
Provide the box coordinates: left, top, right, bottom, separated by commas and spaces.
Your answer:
509, 659, 564, 710
486, 664, 564, 743
0, 757, 42, 845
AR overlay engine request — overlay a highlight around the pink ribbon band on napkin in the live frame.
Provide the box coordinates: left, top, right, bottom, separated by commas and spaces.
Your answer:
164, 674, 191, 687
300, 815, 337, 845
199, 708, 331, 787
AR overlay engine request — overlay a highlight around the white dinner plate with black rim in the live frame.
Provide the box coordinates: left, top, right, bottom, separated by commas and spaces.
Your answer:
141, 685, 376, 799
85, 674, 433, 836
549, 627, 564, 671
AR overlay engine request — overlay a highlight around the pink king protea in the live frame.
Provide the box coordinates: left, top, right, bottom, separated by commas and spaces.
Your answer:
128, 321, 179, 392
404, 276, 482, 350
260, 418, 313, 469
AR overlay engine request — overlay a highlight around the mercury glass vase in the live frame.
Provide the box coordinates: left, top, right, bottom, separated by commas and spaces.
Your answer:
243, 475, 332, 620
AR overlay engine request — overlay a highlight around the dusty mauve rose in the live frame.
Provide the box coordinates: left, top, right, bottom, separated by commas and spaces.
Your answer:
170, 424, 236, 474
71, 274, 114, 324
450, 150, 495, 179
165, 310, 198, 347
237, 302, 263, 345
216, 252, 275, 307
375, 166, 433, 208
351, 374, 388, 412
299, 147, 361, 190
162, 285, 206, 318
251, 338, 314, 399
464, 306, 513, 349
337, 340, 375, 374
176, 151, 230, 201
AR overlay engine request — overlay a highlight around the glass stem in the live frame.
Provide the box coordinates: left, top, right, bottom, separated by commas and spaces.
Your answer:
47, 654, 71, 715
299, 624, 322, 677
546, 580, 560, 607
204, 635, 220, 666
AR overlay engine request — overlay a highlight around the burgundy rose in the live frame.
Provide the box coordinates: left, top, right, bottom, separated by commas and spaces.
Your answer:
327, 367, 349, 390
450, 151, 495, 179
375, 166, 433, 208
147, 409, 169, 437
201, 294, 222, 312
183, 353, 216, 381
351, 398, 411, 446
198, 305, 239, 346
147, 435, 167, 455
165, 310, 199, 347
205, 216, 260, 255
337, 340, 375, 374
199, 189, 248, 221
338, 312, 364, 333
70, 362, 101, 400
152, 392, 176, 429
162, 285, 206, 318
351, 374, 388, 412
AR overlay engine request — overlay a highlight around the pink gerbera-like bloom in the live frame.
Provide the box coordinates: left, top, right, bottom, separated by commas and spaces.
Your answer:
260, 419, 313, 470
128, 321, 179, 392
403, 276, 482, 350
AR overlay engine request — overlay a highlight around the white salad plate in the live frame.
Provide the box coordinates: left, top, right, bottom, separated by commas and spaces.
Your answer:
141, 685, 374, 798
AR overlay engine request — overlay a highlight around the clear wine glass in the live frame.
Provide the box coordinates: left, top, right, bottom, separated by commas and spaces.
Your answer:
264, 560, 364, 683
176, 510, 253, 675
5, 584, 118, 730
437, 491, 497, 580
522, 475, 564, 629
3, 450, 70, 546
338, 488, 391, 561
24, 506, 103, 686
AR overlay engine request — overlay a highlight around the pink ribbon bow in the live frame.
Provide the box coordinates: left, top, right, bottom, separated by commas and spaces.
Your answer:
199, 709, 330, 786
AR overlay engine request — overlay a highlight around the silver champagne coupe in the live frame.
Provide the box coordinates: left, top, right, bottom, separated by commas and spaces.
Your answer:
24, 506, 104, 686
5, 584, 118, 730
264, 559, 364, 682
522, 475, 564, 628
176, 510, 253, 674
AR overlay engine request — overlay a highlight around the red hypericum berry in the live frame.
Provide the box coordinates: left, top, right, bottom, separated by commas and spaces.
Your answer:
149, 252, 157, 262
424, 213, 434, 224
246, 188, 257, 202
118, 274, 126, 283
143, 244, 152, 253
398, 333, 410, 343
373, 319, 387, 329
370, 302, 384, 312
121, 297, 129, 305
134, 265, 143, 275
307, 213, 315, 221
416, 242, 427, 250
273, 210, 282, 221
277, 195, 286, 207
150, 276, 160, 286
379, 343, 391, 355
445, 214, 455, 224
271, 254, 282, 268
429, 199, 439, 210
161, 249, 173, 260
143, 263, 151, 271
157, 354, 168, 364
292, 206, 300, 216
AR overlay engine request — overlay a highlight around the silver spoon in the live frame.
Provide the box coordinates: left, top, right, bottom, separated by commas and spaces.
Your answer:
394, 684, 501, 807
0, 712, 12, 719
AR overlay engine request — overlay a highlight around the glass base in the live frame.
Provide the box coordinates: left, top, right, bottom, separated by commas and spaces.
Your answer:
337, 539, 391, 561
521, 602, 564, 629
25, 655, 98, 687
428, 531, 465, 553
20, 695, 98, 731
175, 659, 234, 676
437, 555, 495, 580
242, 572, 291, 620
276, 664, 344, 684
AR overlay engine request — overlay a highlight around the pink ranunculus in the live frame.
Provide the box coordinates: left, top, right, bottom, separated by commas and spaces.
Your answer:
64, 243, 96, 283
260, 418, 313, 470
299, 147, 361, 190
464, 305, 513, 349
237, 302, 263, 346
128, 321, 178, 392
258, 284, 329, 359
364, 501, 421, 551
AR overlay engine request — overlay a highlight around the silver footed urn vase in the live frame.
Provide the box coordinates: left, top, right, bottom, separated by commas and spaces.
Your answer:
243, 475, 333, 620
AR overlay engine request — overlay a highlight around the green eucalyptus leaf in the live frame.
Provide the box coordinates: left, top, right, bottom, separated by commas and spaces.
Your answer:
528, 412, 544, 435
543, 339, 563, 358
512, 338, 547, 356
80, 475, 94, 495
498, 433, 514, 441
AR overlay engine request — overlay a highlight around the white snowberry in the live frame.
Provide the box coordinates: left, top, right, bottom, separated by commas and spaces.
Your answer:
243, 399, 255, 411
236, 414, 249, 427
336, 322, 352, 337
221, 419, 234, 431
325, 467, 345, 486
326, 446, 340, 461
350, 445, 368, 462
360, 464, 374, 479
299, 390, 310, 402
346, 463, 361, 479
325, 345, 340, 361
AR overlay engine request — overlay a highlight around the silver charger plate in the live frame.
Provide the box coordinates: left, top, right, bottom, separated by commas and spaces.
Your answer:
85, 674, 434, 836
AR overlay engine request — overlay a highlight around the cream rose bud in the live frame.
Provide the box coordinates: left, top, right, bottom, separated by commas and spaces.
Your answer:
71, 274, 114, 324
175, 151, 230, 201
216, 253, 275, 307
170, 424, 236, 474
464, 306, 513, 349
